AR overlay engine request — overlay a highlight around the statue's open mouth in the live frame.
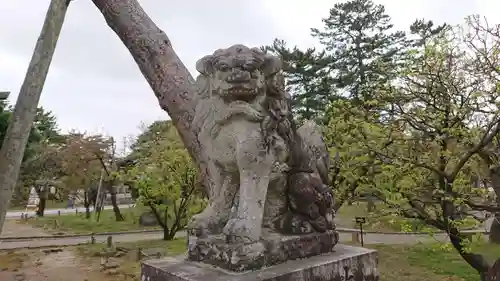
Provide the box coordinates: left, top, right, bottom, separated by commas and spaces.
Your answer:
222, 85, 258, 101
228, 86, 254, 95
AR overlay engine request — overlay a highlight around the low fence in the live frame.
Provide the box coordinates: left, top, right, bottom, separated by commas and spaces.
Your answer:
0, 228, 163, 242
0, 227, 490, 246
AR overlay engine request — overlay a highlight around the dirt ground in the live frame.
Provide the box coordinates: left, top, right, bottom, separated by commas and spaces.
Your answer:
0, 247, 137, 281
0, 220, 135, 281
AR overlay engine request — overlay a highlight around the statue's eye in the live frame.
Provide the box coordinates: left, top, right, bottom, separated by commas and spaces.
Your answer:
217, 64, 230, 71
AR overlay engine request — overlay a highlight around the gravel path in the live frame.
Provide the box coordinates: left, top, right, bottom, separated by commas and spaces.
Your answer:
0, 231, 179, 250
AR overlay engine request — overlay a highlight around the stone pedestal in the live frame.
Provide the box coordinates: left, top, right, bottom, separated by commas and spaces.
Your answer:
187, 230, 339, 272
141, 244, 378, 281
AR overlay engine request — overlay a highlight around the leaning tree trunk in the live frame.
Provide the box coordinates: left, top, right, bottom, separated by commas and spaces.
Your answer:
0, 0, 70, 234
110, 191, 124, 221
91, 0, 213, 194
105, 180, 124, 221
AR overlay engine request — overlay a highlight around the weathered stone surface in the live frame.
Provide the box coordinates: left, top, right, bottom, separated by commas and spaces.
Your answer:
189, 45, 289, 243
142, 247, 167, 258
187, 230, 339, 272
141, 244, 378, 281
188, 44, 336, 245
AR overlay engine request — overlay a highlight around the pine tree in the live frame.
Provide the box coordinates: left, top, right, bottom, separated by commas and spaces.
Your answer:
263, 39, 333, 122
311, 0, 406, 110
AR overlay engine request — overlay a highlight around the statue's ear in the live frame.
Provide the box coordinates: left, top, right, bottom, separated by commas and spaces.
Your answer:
196, 55, 215, 76
262, 55, 282, 77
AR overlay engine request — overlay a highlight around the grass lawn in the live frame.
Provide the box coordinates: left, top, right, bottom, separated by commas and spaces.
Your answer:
9, 200, 70, 211
336, 202, 480, 232
73, 238, 500, 281
372, 242, 500, 281
23, 205, 160, 234
23, 200, 480, 235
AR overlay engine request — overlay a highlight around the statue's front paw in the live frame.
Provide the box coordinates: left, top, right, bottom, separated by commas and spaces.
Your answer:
188, 210, 221, 237
223, 218, 256, 243
187, 213, 210, 238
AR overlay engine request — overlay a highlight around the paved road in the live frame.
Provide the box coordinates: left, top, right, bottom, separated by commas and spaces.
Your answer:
0, 230, 452, 250
0, 230, 180, 250
6, 204, 134, 219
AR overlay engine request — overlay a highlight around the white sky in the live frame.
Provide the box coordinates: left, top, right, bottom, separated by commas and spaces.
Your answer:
1, 0, 499, 144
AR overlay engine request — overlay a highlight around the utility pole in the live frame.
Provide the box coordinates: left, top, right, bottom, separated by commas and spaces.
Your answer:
0, 0, 71, 234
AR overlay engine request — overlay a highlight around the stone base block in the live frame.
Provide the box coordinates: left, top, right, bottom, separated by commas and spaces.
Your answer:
141, 244, 378, 281
187, 230, 339, 272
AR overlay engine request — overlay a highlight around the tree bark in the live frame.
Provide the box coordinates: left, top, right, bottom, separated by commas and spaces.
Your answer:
0, 0, 70, 234
90, 0, 212, 193
36, 186, 49, 217
37, 197, 47, 217
147, 203, 171, 240
448, 226, 491, 281
83, 191, 91, 219
108, 184, 124, 221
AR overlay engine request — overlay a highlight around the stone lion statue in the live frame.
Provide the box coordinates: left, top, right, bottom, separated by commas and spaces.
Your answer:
189, 44, 335, 243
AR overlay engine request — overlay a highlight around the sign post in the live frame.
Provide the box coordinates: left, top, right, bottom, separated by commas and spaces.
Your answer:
355, 216, 366, 247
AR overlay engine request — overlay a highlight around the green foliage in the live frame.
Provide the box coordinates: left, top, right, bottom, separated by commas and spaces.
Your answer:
124, 120, 205, 239
263, 39, 332, 122
373, 242, 500, 281
369, 20, 499, 226
0, 101, 64, 205
0, 103, 62, 162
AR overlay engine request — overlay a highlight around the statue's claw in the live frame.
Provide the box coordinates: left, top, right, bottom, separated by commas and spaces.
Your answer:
223, 218, 257, 243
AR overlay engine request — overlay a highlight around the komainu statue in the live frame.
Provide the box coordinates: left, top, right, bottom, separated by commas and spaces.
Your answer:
189, 44, 336, 245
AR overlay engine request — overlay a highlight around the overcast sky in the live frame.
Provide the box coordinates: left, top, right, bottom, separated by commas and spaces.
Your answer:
1, 0, 499, 146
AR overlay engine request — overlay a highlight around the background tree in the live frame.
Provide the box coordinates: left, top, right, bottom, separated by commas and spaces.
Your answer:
365, 18, 500, 280
327, 18, 447, 212
316, 0, 410, 211
95, 137, 126, 222
461, 15, 500, 245
0, 100, 64, 207
20, 139, 64, 216
264, 0, 426, 211
123, 120, 205, 240
311, 0, 406, 108
59, 132, 112, 219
